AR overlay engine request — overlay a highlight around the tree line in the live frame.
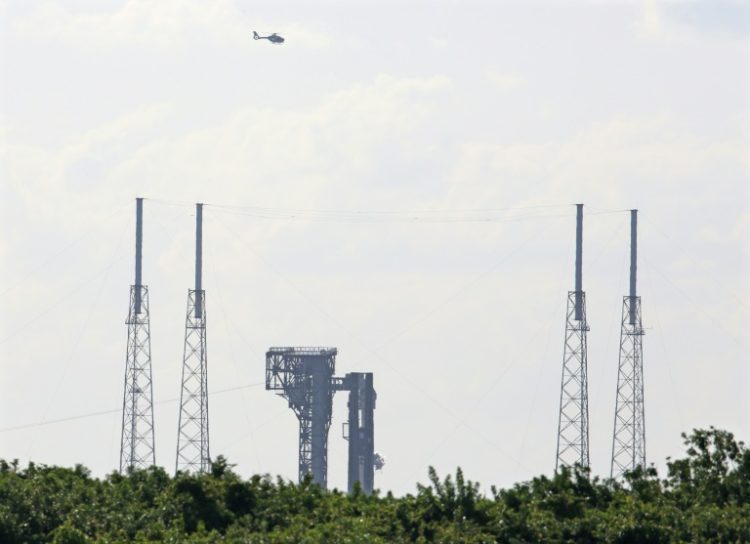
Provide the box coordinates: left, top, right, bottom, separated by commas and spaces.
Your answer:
1, 427, 748, 543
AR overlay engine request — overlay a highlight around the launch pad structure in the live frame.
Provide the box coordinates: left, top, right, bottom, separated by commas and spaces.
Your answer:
341, 372, 376, 494
266, 347, 377, 493
112, 197, 652, 489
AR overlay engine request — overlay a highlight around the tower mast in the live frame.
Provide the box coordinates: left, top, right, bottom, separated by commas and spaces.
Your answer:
611, 210, 646, 477
120, 197, 156, 472
555, 204, 590, 470
176, 203, 211, 473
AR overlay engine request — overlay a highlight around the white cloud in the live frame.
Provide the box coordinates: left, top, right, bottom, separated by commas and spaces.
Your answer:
637, 0, 667, 40
636, 0, 750, 42
13, 0, 333, 49
443, 114, 748, 209
484, 70, 525, 90
2, 74, 451, 239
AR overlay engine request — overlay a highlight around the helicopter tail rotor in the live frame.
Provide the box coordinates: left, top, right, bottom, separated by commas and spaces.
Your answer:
252, 31, 260, 40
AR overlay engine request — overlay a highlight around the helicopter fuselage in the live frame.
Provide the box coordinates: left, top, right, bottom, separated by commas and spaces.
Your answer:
254, 31, 285, 44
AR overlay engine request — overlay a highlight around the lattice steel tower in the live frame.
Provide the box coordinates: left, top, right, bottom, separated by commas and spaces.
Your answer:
556, 203, 590, 470
610, 210, 646, 478
266, 347, 337, 488
176, 203, 211, 473
120, 197, 156, 472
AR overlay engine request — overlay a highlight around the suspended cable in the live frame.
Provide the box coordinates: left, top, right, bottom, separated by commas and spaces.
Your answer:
207, 208, 534, 471
642, 255, 745, 347
0, 226, 131, 346
31, 220, 130, 454
146, 197, 632, 223
640, 215, 749, 311
148, 198, 574, 223
0, 382, 265, 433
0, 202, 131, 298
371, 216, 550, 350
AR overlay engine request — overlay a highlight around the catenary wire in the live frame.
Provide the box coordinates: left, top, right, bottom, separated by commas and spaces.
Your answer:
148, 198, 628, 224
0, 202, 132, 298
0, 382, 265, 433
206, 207, 538, 471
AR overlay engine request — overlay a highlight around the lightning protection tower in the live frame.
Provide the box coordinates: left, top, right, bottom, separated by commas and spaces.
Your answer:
555, 203, 590, 471
266, 347, 337, 488
176, 203, 211, 473
610, 210, 646, 478
120, 197, 156, 472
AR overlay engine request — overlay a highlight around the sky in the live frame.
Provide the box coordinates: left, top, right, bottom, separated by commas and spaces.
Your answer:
1, 0, 748, 495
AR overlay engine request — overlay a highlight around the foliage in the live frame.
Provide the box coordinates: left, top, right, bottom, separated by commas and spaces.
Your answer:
0, 429, 748, 543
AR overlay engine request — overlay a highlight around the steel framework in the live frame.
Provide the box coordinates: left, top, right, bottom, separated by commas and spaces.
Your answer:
342, 372, 376, 494
120, 199, 155, 472
556, 290, 590, 470
176, 290, 210, 472
611, 210, 646, 478
610, 296, 645, 477
266, 347, 337, 488
556, 204, 590, 470
120, 285, 156, 471
176, 204, 210, 473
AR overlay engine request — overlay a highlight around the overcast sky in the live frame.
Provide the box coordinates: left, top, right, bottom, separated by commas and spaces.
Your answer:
1, 0, 748, 495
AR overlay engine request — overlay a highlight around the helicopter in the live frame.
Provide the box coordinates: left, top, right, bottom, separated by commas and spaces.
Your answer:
253, 31, 284, 44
